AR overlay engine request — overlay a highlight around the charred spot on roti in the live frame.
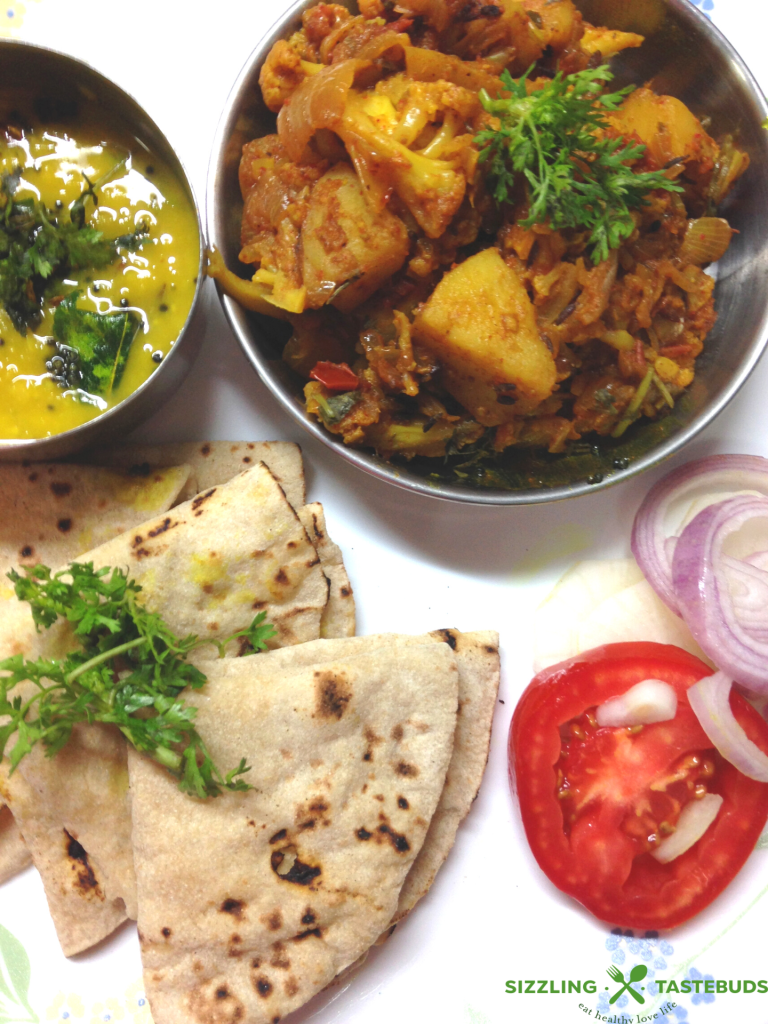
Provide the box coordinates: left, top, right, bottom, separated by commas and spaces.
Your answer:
19, 544, 33, 558
398, 796, 409, 809
485, 644, 498, 655
162, 927, 172, 938
263, 909, 283, 931
251, 549, 266, 559
50, 481, 72, 497
298, 819, 315, 831
311, 512, 324, 540
200, 444, 212, 456
436, 628, 458, 650
270, 943, 290, 969
341, 586, 351, 597
314, 671, 351, 720
287, 540, 297, 549
134, 547, 152, 559
285, 977, 300, 997
147, 516, 177, 538
251, 958, 261, 970
270, 846, 321, 886
306, 556, 321, 569
396, 761, 419, 777
64, 830, 102, 896
362, 726, 382, 762
254, 977, 273, 998
252, 600, 267, 610
189, 982, 245, 1024
191, 488, 217, 512
292, 927, 322, 941
274, 568, 289, 586
132, 535, 144, 548
242, 456, 252, 464
391, 724, 404, 743
377, 822, 410, 853
373, 794, 384, 802
268, 829, 287, 845
207, 622, 220, 631
28, 472, 38, 482
357, 827, 372, 840
220, 898, 245, 919
57, 517, 72, 533
301, 908, 315, 925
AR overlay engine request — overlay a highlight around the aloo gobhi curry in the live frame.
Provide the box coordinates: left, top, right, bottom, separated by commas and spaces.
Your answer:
210, 0, 747, 465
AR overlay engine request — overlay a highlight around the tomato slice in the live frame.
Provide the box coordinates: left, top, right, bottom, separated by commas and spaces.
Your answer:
509, 642, 768, 930
308, 361, 359, 391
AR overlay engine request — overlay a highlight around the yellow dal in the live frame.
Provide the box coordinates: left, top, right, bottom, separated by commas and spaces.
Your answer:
0, 126, 199, 439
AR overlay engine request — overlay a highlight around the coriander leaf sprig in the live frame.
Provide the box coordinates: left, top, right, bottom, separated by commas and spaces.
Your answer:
475, 65, 684, 263
0, 160, 148, 334
0, 562, 276, 799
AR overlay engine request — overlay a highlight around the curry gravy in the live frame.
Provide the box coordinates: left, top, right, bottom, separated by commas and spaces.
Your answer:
0, 124, 199, 439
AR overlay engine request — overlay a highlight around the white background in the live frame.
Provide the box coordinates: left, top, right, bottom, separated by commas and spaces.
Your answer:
5, 2, 768, 1023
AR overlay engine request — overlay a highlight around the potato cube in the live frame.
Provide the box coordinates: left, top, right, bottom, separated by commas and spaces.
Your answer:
413, 248, 556, 425
302, 164, 410, 313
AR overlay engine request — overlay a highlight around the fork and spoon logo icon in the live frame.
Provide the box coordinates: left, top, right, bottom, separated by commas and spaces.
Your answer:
607, 963, 648, 1004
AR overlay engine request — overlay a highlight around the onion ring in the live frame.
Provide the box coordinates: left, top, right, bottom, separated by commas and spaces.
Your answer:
631, 454, 768, 613
687, 671, 768, 780
672, 495, 768, 691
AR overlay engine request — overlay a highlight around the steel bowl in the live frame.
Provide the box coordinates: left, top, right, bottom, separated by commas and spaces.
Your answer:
207, 0, 768, 504
0, 41, 205, 462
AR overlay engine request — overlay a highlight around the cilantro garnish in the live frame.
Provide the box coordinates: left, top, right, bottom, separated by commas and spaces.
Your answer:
0, 160, 148, 334
0, 563, 276, 799
475, 65, 684, 263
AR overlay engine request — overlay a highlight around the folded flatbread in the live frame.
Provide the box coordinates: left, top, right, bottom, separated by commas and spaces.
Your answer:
81, 440, 305, 511
83, 442, 354, 641
214, 629, 500, 927
0, 461, 192, 887
1, 462, 329, 955
129, 640, 460, 1024
298, 503, 355, 639
0, 462, 192, 602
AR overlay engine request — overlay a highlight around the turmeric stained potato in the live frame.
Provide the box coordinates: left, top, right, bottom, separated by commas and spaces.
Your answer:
302, 164, 410, 313
414, 249, 556, 425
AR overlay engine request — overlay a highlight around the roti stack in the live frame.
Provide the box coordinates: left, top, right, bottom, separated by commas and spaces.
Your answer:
0, 460, 194, 884
0, 441, 500, 1022
0, 448, 347, 954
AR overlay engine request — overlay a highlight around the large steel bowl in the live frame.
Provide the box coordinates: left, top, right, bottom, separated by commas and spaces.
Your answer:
207, 0, 768, 504
0, 41, 205, 462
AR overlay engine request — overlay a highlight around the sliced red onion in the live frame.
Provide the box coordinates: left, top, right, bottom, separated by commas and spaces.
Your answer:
651, 794, 723, 864
631, 455, 768, 613
672, 496, 768, 691
687, 671, 768, 780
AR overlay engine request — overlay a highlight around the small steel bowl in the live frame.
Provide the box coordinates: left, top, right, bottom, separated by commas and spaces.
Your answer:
207, 0, 768, 504
0, 41, 205, 462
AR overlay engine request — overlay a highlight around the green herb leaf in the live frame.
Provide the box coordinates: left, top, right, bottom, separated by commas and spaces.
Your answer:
0, 562, 276, 798
315, 390, 360, 425
52, 290, 140, 395
0, 159, 149, 334
476, 65, 684, 263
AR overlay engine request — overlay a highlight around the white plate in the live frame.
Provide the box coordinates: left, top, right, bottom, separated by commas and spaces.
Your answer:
3, 1, 768, 1022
